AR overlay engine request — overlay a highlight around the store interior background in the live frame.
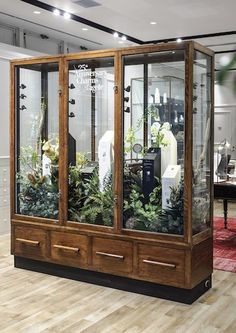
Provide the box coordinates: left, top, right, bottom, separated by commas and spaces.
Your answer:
0, 0, 236, 234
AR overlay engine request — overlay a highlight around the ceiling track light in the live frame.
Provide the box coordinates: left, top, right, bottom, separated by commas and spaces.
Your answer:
176, 38, 182, 43
53, 9, 60, 16
113, 32, 119, 38
64, 12, 71, 20
121, 35, 127, 41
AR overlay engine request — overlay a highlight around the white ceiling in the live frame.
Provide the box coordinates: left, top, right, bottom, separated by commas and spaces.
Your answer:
0, 0, 235, 54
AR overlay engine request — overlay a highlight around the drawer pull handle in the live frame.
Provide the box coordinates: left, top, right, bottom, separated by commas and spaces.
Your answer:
96, 251, 124, 260
53, 244, 80, 252
143, 259, 176, 268
16, 238, 40, 246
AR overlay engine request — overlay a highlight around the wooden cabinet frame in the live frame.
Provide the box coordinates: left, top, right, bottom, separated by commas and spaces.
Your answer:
10, 41, 214, 304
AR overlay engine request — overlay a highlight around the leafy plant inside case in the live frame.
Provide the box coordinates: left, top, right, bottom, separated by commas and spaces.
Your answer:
158, 178, 184, 235
124, 173, 184, 235
17, 145, 59, 219
68, 165, 114, 226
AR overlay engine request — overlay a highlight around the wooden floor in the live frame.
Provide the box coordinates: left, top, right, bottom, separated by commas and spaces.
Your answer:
0, 234, 236, 333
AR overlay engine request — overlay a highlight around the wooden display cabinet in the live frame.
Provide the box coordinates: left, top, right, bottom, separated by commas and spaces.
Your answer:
10, 41, 214, 304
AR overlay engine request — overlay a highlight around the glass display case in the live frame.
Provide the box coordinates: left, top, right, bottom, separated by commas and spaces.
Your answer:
11, 42, 214, 304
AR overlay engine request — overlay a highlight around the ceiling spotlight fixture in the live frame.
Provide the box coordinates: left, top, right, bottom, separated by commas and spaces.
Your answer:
82, 28, 88, 31
53, 9, 60, 16
33, 11, 41, 15
64, 12, 71, 20
176, 38, 182, 43
150, 21, 157, 25
121, 35, 127, 41
113, 32, 119, 38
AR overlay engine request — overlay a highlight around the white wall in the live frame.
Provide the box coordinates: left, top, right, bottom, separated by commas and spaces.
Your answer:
0, 59, 10, 156
215, 72, 236, 159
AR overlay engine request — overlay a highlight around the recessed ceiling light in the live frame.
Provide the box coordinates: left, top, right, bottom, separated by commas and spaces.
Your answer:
176, 38, 182, 43
53, 9, 60, 16
150, 21, 157, 25
113, 32, 119, 38
121, 35, 127, 41
64, 12, 71, 20
82, 28, 88, 31
33, 11, 41, 15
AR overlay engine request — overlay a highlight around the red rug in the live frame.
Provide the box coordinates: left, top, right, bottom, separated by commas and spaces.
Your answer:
214, 217, 236, 273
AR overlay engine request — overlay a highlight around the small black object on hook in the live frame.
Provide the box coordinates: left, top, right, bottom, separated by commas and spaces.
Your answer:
69, 111, 75, 118
69, 83, 75, 89
19, 105, 27, 111
69, 99, 75, 105
124, 107, 130, 113
124, 97, 129, 103
124, 85, 131, 92
20, 94, 27, 99
19, 84, 26, 89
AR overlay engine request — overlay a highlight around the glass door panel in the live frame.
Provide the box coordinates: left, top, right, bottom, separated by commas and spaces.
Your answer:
192, 51, 212, 234
67, 57, 115, 226
123, 51, 185, 235
15, 62, 59, 219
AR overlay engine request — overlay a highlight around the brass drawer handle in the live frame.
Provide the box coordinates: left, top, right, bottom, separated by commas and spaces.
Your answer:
53, 244, 80, 252
143, 259, 176, 269
16, 238, 40, 246
96, 251, 124, 260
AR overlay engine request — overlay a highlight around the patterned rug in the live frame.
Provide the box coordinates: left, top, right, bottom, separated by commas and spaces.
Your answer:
214, 217, 236, 273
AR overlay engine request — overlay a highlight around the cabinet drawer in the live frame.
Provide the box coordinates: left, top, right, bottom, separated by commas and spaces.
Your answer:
14, 226, 47, 259
92, 237, 133, 274
138, 244, 185, 286
51, 232, 88, 267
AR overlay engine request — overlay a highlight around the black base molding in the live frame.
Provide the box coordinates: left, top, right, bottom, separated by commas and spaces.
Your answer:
14, 256, 211, 304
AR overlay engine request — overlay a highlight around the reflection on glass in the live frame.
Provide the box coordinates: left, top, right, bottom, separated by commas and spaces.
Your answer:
16, 63, 59, 219
68, 58, 115, 226
123, 51, 185, 235
192, 51, 212, 234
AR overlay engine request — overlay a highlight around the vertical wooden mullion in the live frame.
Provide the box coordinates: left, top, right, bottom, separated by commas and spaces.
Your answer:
59, 57, 68, 226
184, 43, 194, 245
114, 51, 122, 234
